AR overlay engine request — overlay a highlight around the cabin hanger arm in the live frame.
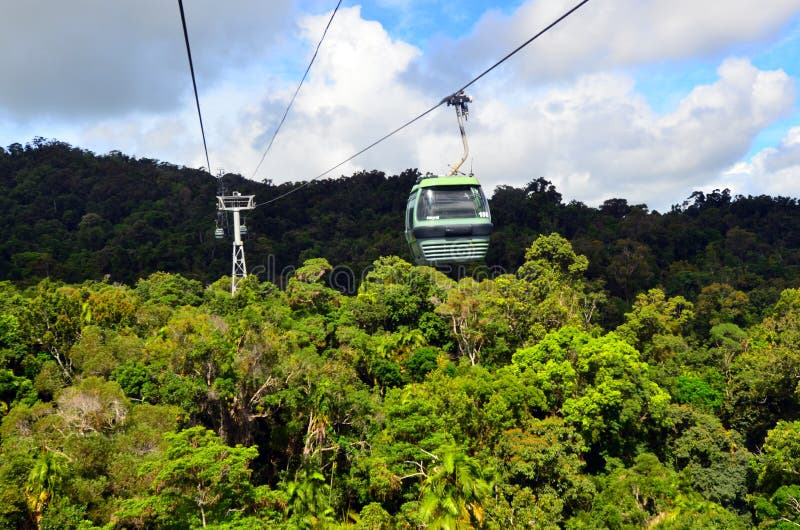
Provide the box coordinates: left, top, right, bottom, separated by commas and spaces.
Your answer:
445, 91, 472, 176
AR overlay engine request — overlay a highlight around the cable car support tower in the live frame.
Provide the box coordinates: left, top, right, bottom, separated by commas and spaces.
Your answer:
217, 191, 255, 294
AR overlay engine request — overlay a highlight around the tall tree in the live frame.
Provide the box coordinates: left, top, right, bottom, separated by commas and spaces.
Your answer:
115, 427, 260, 528
25, 451, 69, 529
419, 444, 492, 529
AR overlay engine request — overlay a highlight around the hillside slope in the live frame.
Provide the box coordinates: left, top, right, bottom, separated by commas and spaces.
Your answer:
3, 138, 800, 314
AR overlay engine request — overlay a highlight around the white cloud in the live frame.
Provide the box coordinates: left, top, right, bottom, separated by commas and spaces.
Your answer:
74, 6, 427, 180
721, 127, 800, 198
462, 58, 795, 210
227, 6, 427, 181
413, 0, 800, 92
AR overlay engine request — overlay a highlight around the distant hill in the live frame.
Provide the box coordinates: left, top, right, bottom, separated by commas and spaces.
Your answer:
0, 138, 414, 286
3, 138, 800, 318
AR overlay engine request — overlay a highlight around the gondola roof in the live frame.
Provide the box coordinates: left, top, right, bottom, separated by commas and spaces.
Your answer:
413, 175, 482, 189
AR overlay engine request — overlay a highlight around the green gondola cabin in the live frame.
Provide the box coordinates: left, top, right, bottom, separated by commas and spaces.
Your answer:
405, 174, 492, 265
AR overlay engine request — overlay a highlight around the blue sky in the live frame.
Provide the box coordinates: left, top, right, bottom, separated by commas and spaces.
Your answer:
355, 1, 526, 46
1, 0, 799, 211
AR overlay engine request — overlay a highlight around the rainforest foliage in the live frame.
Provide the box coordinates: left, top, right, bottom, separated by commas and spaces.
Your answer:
2, 247, 800, 528
1, 139, 800, 528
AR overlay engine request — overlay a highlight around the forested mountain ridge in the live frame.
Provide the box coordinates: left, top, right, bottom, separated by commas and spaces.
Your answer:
2, 138, 800, 528
0, 138, 415, 287
4, 138, 800, 318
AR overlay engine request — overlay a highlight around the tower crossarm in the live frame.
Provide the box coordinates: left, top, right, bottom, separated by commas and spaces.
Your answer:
217, 193, 255, 211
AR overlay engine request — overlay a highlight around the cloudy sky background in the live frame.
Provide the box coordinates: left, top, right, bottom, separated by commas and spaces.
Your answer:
1, 0, 799, 211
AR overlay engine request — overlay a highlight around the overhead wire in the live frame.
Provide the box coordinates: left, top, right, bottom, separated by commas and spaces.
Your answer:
451, 0, 589, 96
254, 103, 445, 207
254, 0, 590, 208
177, 0, 212, 174
251, 0, 343, 181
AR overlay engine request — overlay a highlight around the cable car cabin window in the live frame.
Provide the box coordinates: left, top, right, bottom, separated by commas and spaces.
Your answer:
416, 186, 489, 221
